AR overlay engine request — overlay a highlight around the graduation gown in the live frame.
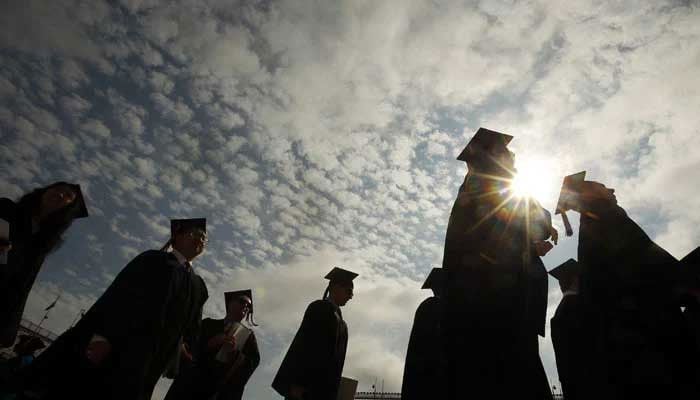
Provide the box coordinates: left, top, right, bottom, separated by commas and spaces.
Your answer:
20, 250, 208, 400
400, 296, 445, 400
577, 200, 697, 398
551, 293, 586, 400
0, 199, 58, 347
442, 175, 552, 400
164, 318, 260, 400
272, 299, 348, 400
681, 247, 700, 358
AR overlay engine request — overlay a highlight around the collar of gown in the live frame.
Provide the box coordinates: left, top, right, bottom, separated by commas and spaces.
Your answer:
170, 248, 193, 269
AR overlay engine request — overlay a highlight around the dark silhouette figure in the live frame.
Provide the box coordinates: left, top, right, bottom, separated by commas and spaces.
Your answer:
556, 171, 698, 399
165, 290, 260, 400
19, 219, 209, 400
549, 259, 586, 400
679, 247, 700, 385
401, 268, 446, 400
272, 267, 357, 400
0, 182, 88, 347
442, 128, 556, 400
0, 334, 46, 396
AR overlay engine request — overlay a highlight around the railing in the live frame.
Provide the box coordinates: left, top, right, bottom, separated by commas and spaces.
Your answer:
355, 392, 401, 399
354, 391, 564, 399
18, 318, 59, 342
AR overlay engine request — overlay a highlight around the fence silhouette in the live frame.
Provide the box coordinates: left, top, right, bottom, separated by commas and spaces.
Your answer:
18, 318, 59, 343
353, 391, 564, 399
355, 392, 401, 399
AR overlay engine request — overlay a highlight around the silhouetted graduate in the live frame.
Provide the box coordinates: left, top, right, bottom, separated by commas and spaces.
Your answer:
0, 182, 88, 347
272, 267, 357, 400
442, 128, 555, 400
556, 172, 697, 398
165, 289, 260, 400
401, 268, 446, 400
19, 219, 209, 400
680, 247, 700, 384
549, 259, 587, 400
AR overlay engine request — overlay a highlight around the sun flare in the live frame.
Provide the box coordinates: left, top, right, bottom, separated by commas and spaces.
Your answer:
510, 157, 557, 204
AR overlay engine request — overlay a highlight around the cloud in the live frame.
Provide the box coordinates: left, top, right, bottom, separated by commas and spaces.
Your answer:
107, 89, 148, 136
149, 71, 175, 95
0, 76, 17, 98
0, 0, 110, 66
151, 93, 194, 126
79, 118, 112, 143
59, 59, 91, 90
2, 1, 699, 399
60, 94, 92, 118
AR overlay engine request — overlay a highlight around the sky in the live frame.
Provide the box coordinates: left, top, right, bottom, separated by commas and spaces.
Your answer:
1, 0, 700, 398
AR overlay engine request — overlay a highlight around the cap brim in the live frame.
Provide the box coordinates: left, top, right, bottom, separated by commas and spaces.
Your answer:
171, 218, 207, 237
548, 258, 580, 280
681, 247, 700, 264
421, 267, 445, 289
73, 185, 89, 218
324, 267, 359, 283
457, 127, 514, 162
555, 171, 586, 214
225, 289, 253, 312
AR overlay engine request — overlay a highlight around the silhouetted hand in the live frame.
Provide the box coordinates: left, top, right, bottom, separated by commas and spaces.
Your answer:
290, 384, 305, 399
207, 334, 237, 351
208, 334, 226, 349
181, 342, 193, 362
223, 335, 237, 350
85, 339, 111, 365
549, 226, 559, 245
534, 240, 554, 257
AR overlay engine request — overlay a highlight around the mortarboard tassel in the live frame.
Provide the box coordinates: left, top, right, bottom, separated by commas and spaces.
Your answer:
561, 211, 573, 237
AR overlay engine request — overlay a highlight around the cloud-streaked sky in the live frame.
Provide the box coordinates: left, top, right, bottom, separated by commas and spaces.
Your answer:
2, 0, 699, 398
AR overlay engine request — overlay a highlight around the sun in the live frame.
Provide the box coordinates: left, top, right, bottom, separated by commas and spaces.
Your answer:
509, 157, 557, 204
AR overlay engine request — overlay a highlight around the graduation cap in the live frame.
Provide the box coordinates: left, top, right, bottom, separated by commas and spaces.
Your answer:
49, 182, 88, 218
71, 184, 88, 218
421, 268, 445, 290
681, 246, 700, 266
555, 171, 586, 237
325, 267, 358, 287
170, 218, 207, 238
680, 247, 700, 300
680, 246, 700, 282
457, 127, 514, 164
549, 259, 580, 280
225, 289, 253, 313
549, 258, 581, 291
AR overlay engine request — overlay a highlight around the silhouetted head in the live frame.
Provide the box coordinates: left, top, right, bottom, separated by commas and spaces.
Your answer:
577, 181, 617, 208
17, 182, 88, 252
323, 267, 358, 307
556, 171, 617, 236
168, 218, 208, 261
225, 289, 257, 325
20, 182, 88, 220
549, 259, 581, 293
458, 128, 516, 178
679, 247, 700, 306
422, 267, 445, 297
